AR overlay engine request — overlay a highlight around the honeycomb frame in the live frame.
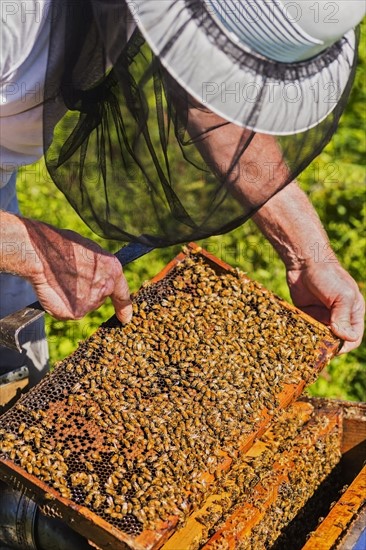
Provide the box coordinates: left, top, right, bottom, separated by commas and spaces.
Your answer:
0, 244, 341, 550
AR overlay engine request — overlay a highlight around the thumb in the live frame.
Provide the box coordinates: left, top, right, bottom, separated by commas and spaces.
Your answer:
330, 299, 358, 341
110, 272, 133, 324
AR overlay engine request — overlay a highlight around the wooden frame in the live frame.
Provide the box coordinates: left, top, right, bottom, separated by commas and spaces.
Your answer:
0, 244, 347, 550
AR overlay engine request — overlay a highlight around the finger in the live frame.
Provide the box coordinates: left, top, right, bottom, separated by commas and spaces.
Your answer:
337, 297, 365, 355
338, 338, 362, 355
330, 297, 359, 342
338, 327, 363, 354
110, 271, 133, 324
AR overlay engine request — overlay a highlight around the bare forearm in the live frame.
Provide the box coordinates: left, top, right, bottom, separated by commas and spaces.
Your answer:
185, 104, 364, 352
186, 105, 288, 205
252, 177, 364, 352
0, 211, 42, 280
252, 181, 336, 269
186, 106, 335, 266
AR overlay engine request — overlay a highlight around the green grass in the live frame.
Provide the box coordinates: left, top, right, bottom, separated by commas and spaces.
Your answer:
16, 27, 365, 401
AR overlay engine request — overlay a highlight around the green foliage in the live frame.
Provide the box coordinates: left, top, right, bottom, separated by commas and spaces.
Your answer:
298, 25, 366, 401
16, 26, 365, 401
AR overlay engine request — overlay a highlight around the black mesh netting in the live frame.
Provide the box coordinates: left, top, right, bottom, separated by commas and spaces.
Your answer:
43, 0, 358, 247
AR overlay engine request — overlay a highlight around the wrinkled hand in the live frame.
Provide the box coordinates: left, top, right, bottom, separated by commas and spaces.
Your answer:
24, 220, 132, 323
287, 262, 364, 354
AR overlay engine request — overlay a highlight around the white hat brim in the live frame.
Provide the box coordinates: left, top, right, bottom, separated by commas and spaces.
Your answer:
131, 0, 356, 135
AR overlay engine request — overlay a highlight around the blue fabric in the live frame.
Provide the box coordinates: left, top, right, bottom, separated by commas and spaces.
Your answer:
0, 172, 49, 395
353, 528, 366, 550
0, 172, 18, 212
0, 172, 38, 318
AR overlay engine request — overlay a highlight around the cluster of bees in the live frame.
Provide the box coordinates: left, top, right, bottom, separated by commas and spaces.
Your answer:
199, 410, 341, 549
0, 253, 337, 538
247, 432, 341, 550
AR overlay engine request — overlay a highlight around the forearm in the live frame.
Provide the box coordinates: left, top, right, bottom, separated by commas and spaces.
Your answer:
185, 104, 364, 351
253, 178, 364, 351
186, 104, 289, 205
0, 211, 42, 280
185, 106, 335, 266
252, 180, 336, 269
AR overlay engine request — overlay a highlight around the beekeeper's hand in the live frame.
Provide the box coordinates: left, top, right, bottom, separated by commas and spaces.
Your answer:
0, 212, 132, 323
252, 180, 364, 354
286, 261, 364, 354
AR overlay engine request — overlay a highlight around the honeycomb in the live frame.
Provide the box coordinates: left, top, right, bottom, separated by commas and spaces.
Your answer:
0, 251, 339, 540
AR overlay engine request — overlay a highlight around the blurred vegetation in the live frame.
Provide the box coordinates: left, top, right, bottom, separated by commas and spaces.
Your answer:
17, 26, 365, 401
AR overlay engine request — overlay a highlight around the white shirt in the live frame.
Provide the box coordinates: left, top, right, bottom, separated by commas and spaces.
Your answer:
0, 0, 136, 188
0, 1, 54, 186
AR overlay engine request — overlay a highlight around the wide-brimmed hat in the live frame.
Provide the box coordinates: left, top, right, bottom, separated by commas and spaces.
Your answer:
131, 0, 364, 135
42, 0, 363, 246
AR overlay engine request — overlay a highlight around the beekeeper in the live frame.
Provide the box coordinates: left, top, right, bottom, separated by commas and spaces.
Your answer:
1, 0, 365, 393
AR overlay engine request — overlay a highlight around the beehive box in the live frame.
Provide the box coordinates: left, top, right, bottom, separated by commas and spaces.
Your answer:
301, 399, 366, 550
174, 398, 365, 550
0, 244, 353, 550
